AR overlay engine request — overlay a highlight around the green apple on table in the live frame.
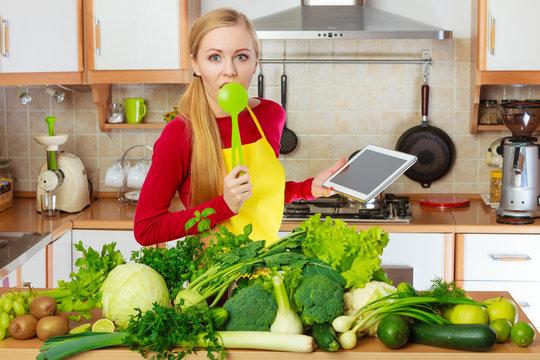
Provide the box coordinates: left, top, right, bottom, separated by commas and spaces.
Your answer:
485, 297, 518, 325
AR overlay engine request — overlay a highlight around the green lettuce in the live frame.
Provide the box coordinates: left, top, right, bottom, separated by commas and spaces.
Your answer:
299, 214, 390, 289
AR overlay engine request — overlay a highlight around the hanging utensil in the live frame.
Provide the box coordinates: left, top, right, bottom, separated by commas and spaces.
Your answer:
279, 66, 298, 155
217, 83, 248, 166
395, 80, 455, 188
257, 64, 264, 98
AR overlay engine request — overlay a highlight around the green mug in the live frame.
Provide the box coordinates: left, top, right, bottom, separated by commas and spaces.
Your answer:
124, 98, 147, 124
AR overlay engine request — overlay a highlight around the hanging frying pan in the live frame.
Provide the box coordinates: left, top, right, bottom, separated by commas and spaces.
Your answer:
279, 71, 298, 154
395, 83, 455, 188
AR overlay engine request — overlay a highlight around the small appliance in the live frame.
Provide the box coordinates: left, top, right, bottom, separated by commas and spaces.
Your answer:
34, 116, 90, 213
496, 101, 540, 224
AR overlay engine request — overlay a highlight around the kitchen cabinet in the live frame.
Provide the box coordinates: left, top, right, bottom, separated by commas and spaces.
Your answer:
18, 247, 47, 288
50, 231, 73, 287
87, 0, 199, 131
381, 233, 450, 290
1, 246, 47, 288
0, 0, 83, 85
455, 233, 540, 327
471, 0, 540, 133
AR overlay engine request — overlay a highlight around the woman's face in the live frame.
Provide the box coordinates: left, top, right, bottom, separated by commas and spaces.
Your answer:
191, 24, 258, 117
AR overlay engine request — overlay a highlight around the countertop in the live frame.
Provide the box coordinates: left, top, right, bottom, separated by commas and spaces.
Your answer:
0, 290, 538, 359
2, 197, 540, 241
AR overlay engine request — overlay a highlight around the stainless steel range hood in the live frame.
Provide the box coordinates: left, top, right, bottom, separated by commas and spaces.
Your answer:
252, 0, 452, 40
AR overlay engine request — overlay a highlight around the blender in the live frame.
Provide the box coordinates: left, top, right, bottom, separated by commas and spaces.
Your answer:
34, 116, 90, 213
496, 101, 540, 224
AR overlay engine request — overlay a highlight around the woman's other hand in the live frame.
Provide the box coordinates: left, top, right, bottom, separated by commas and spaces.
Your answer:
223, 165, 253, 213
311, 157, 347, 197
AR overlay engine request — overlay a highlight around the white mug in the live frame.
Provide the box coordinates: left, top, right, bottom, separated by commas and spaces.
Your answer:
105, 162, 125, 188
127, 162, 147, 189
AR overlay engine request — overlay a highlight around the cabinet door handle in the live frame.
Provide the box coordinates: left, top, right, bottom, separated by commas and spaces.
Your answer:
1, 18, 8, 57
518, 302, 531, 309
489, 17, 495, 55
95, 18, 101, 56
490, 255, 531, 262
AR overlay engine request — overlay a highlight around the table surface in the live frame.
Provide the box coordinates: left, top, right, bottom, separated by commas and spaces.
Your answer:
0, 290, 538, 359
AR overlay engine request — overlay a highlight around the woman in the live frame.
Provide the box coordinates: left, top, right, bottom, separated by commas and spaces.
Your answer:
134, 8, 345, 246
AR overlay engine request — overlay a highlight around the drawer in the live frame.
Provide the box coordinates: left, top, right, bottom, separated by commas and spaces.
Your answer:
462, 280, 539, 328
463, 234, 540, 281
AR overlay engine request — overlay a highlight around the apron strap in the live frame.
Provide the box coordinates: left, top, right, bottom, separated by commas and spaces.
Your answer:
246, 106, 267, 141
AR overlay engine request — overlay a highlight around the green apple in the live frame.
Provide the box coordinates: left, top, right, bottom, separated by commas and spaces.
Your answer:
486, 297, 518, 325
449, 304, 489, 324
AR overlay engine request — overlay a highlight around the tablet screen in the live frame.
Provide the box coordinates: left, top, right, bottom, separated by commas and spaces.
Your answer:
332, 149, 408, 195
323, 145, 416, 202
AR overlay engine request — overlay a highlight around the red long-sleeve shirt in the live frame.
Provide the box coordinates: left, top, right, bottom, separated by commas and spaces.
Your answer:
134, 98, 314, 246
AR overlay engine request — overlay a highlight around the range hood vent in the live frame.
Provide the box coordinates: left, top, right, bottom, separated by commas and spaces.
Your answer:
252, 1, 452, 40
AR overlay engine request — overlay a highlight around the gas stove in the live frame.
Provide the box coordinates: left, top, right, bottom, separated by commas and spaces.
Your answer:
283, 194, 412, 223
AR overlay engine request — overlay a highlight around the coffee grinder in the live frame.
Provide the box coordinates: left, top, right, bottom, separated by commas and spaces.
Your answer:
496, 101, 540, 224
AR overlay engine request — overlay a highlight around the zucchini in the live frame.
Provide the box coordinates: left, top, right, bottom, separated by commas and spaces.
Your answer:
409, 323, 496, 352
312, 323, 340, 352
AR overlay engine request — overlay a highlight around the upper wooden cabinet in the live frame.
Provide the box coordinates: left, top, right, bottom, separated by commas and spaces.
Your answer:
471, 0, 540, 133
0, 0, 84, 85
0, 0, 198, 86
86, 0, 195, 84
482, 0, 540, 71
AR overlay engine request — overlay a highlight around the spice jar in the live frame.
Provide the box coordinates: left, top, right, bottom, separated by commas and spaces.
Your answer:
0, 159, 13, 212
478, 100, 499, 125
489, 170, 502, 203
107, 103, 125, 123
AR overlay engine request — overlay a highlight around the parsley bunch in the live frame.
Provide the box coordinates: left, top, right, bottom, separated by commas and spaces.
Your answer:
126, 303, 225, 360
131, 208, 254, 299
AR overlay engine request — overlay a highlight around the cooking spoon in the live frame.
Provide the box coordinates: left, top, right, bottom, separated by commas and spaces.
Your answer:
218, 83, 248, 167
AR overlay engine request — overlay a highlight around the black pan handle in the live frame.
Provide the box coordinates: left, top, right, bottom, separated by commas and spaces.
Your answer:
257, 74, 264, 98
281, 74, 287, 111
422, 84, 429, 119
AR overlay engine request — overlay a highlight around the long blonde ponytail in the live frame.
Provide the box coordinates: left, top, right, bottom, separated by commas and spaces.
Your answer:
178, 8, 260, 207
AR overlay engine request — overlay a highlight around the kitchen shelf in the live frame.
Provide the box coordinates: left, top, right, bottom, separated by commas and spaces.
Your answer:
102, 123, 166, 131
470, 0, 540, 134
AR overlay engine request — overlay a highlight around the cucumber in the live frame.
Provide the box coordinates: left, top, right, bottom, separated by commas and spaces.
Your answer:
312, 323, 340, 352
409, 323, 497, 352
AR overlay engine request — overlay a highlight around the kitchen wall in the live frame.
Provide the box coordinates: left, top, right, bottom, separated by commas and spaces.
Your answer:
0, 37, 520, 196
2, 1, 538, 196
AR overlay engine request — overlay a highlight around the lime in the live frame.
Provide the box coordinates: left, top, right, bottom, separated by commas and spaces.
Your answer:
91, 318, 116, 333
510, 321, 536, 347
69, 323, 91, 334
490, 318, 512, 343
377, 315, 410, 349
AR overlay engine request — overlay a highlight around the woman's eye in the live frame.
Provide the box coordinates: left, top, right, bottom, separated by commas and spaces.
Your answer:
209, 55, 220, 61
236, 54, 248, 61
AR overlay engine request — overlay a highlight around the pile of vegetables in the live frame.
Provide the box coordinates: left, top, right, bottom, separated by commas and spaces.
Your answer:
3, 209, 535, 359
34, 211, 395, 359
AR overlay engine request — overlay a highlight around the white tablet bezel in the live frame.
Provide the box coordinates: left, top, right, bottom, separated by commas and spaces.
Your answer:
322, 145, 417, 202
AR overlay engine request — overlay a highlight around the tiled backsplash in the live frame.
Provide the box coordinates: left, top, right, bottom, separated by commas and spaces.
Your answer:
0, 38, 510, 196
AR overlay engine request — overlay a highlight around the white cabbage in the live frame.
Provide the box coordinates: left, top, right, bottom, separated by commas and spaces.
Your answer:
101, 263, 170, 329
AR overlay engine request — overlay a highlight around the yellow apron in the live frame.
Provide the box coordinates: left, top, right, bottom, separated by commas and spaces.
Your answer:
221, 106, 285, 243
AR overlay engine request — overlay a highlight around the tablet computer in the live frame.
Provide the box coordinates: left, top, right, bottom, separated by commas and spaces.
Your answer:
323, 145, 417, 202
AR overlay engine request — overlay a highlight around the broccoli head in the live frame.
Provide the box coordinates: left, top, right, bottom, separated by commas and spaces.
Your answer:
223, 284, 277, 331
294, 274, 344, 325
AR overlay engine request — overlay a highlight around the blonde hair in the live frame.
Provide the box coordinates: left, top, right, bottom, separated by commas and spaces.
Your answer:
178, 8, 260, 207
